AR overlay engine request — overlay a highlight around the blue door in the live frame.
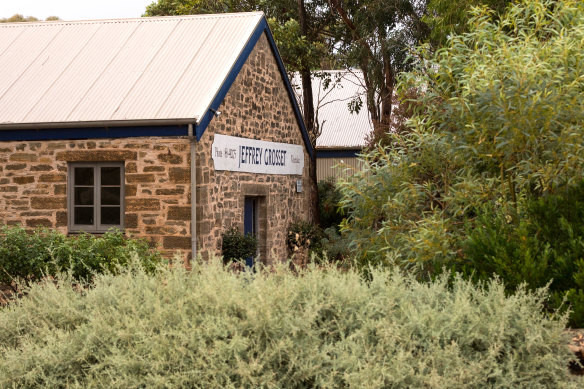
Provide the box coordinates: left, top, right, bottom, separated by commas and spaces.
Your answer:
243, 197, 256, 268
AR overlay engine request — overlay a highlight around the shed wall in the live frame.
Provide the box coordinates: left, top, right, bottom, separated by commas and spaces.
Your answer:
316, 157, 364, 181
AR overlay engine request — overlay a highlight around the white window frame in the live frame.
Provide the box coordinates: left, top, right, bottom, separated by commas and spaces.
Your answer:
67, 162, 125, 233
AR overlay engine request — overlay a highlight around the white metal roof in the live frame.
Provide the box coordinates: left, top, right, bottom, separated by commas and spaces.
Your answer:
293, 70, 373, 149
0, 13, 264, 128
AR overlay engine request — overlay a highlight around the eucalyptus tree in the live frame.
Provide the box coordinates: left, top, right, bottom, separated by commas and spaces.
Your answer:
326, 0, 429, 138
339, 0, 584, 270
424, 0, 512, 47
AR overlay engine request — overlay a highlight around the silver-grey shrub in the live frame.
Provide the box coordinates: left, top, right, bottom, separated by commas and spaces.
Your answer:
0, 260, 578, 388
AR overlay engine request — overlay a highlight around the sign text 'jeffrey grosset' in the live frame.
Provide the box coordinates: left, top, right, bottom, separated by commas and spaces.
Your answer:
212, 134, 304, 175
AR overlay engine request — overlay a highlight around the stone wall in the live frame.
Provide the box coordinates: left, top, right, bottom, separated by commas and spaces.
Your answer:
195, 32, 314, 263
0, 138, 191, 258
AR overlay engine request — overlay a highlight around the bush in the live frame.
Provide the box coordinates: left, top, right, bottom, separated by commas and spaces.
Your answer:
0, 226, 162, 287
317, 178, 345, 230
221, 226, 257, 264
0, 262, 578, 387
335, 0, 584, 328
339, 0, 584, 269
464, 181, 584, 326
317, 227, 351, 263
287, 220, 324, 255
60, 229, 162, 280
0, 226, 65, 286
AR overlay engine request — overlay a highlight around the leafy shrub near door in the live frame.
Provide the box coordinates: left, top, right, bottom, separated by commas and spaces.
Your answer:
286, 220, 324, 255
221, 226, 257, 264
0, 261, 578, 387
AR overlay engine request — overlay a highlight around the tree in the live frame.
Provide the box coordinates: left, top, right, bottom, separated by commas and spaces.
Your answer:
327, 0, 429, 139
339, 0, 584, 271
424, 0, 512, 47
0, 14, 60, 23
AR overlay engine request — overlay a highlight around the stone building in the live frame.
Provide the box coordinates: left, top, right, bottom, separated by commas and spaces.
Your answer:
0, 13, 314, 263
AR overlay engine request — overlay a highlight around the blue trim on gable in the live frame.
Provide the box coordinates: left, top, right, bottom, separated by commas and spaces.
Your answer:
316, 150, 360, 159
0, 125, 189, 141
196, 17, 315, 159
195, 20, 266, 141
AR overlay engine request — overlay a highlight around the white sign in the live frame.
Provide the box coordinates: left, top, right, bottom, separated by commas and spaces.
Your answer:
212, 134, 304, 175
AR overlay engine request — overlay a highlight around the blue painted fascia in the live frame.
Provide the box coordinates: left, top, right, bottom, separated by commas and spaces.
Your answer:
0, 125, 189, 142
316, 149, 361, 159
195, 17, 315, 159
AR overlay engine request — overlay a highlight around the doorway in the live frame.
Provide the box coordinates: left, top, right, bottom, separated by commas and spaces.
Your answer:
243, 196, 258, 268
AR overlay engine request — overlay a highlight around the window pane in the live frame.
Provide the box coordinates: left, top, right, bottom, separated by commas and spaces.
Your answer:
101, 187, 120, 205
101, 167, 121, 186
74, 167, 93, 186
101, 207, 121, 225
74, 207, 93, 225
74, 187, 94, 205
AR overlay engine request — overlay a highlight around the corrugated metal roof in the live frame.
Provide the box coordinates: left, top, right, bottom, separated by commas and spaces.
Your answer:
293, 70, 373, 149
0, 13, 264, 128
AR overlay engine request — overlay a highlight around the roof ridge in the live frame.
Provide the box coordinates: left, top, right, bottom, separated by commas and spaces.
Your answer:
0, 12, 265, 27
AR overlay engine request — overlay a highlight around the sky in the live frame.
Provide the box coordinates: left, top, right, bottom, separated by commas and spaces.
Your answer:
0, 0, 155, 21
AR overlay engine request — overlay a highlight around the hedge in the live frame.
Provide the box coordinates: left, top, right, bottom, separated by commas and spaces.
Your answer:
0, 260, 579, 388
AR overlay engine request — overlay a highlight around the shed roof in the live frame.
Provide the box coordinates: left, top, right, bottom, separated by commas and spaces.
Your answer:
0, 12, 313, 140
293, 70, 373, 150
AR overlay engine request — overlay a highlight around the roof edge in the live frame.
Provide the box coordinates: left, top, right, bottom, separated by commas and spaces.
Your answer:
316, 149, 361, 158
316, 146, 363, 151
0, 124, 190, 142
0, 118, 197, 131
195, 17, 314, 159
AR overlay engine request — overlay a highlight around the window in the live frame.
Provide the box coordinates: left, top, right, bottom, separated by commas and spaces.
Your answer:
68, 163, 124, 232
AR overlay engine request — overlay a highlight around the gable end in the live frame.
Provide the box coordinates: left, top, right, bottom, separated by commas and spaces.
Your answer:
195, 18, 314, 159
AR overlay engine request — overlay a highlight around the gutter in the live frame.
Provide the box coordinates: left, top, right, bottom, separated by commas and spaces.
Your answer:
188, 123, 197, 263
0, 118, 197, 131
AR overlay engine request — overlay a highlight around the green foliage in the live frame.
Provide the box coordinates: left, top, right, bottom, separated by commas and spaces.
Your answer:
317, 178, 345, 230
338, 0, 584, 326
365, 87, 426, 147
464, 181, 584, 326
340, 0, 584, 266
0, 14, 60, 22
144, 0, 255, 15
287, 220, 324, 255
221, 227, 257, 264
0, 227, 65, 286
0, 226, 161, 286
424, 0, 512, 47
328, 0, 428, 135
268, 17, 327, 73
60, 229, 162, 280
0, 262, 578, 387
317, 227, 351, 263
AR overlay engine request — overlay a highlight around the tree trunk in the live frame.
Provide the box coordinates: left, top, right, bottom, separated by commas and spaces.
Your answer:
297, 0, 320, 225
379, 41, 394, 135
